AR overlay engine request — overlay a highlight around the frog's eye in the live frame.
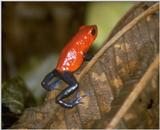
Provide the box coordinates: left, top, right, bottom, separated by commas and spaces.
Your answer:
91, 28, 96, 36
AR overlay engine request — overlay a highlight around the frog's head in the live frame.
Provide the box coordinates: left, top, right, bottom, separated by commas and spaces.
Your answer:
78, 25, 98, 50
79, 25, 97, 40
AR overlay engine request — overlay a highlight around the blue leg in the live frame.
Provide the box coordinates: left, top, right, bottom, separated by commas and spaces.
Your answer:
41, 69, 61, 91
84, 53, 93, 61
55, 71, 82, 108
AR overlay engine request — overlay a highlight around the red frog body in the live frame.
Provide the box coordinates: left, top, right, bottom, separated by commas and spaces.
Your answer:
56, 25, 97, 72
41, 25, 98, 108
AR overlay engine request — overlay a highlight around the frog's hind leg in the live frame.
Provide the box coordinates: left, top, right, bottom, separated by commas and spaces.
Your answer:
41, 69, 61, 91
55, 71, 82, 108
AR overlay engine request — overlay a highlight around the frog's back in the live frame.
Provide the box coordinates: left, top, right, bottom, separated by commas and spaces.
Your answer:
56, 42, 84, 72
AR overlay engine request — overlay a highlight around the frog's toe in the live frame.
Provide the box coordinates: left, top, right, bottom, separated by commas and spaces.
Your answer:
74, 94, 88, 105
67, 95, 82, 105
76, 91, 91, 98
75, 96, 83, 104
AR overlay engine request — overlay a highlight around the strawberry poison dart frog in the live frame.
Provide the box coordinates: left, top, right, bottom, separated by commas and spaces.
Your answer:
41, 25, 97, 108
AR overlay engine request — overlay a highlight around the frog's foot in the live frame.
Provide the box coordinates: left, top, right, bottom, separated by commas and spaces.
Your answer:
69, 92, 91, 105
68, 93, 86, 105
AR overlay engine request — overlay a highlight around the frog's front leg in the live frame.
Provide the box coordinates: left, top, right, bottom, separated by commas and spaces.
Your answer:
84, 53, 93, 61
55, 71, 82, 108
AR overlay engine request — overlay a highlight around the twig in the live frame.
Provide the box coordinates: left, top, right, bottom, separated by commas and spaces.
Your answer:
77, 3, 159, 81
106, 54, 159, 129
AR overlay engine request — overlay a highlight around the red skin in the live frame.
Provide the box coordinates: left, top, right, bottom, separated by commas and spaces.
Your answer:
56, 25, 98, 72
